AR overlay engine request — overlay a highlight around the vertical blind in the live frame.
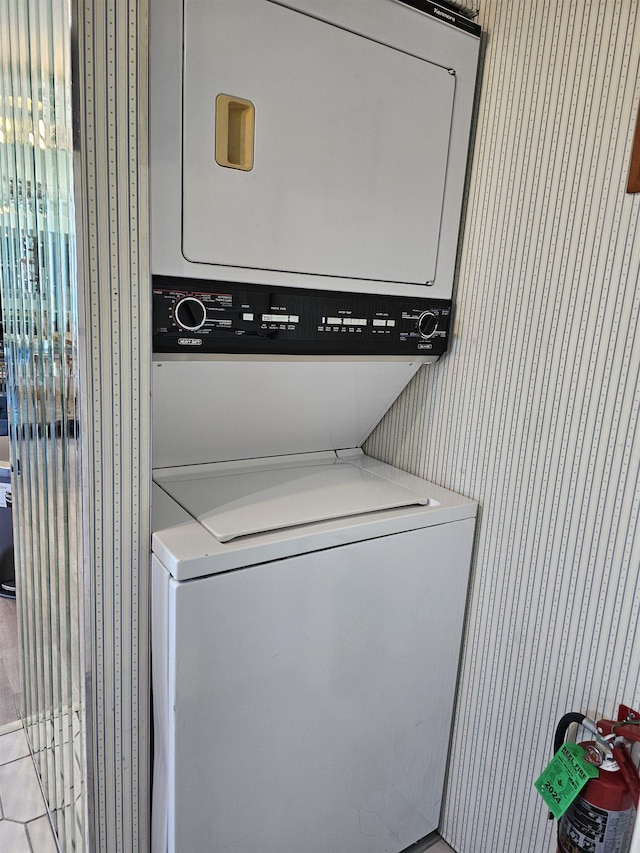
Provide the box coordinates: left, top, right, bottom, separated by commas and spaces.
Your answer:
0, 0, 86, 849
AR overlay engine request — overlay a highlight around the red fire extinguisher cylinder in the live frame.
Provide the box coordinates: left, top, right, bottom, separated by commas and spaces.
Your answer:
553, 705, 640, 853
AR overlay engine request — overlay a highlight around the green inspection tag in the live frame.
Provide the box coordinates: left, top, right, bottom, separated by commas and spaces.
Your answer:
534, 742, 600, 819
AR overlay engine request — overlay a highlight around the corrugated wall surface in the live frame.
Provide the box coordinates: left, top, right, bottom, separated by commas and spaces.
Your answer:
443, 0, 479, 17
73, 1, 151, 850
365, 1, 640, 850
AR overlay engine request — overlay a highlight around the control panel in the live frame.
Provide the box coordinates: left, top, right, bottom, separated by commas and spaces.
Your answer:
153, 276, 452, 356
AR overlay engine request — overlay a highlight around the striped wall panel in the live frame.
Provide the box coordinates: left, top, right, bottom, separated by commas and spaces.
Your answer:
444, 0, 480, 16
366, 1, 640, 850
72, 1, 151, 850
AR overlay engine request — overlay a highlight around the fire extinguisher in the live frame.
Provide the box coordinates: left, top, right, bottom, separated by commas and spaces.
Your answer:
552, 704, 640, 853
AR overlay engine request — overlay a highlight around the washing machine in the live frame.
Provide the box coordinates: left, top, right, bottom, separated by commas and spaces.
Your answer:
150, 1, 481, 850
152, 449, 476, 853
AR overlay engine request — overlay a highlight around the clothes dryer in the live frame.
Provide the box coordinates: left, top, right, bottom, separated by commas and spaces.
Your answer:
151, 0, 481, 302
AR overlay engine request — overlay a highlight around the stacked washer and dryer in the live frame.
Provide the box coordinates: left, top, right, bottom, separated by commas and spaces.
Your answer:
149, 2, 481, 851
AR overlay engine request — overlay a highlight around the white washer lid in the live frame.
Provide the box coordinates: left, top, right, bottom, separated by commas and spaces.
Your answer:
154, 452, 430, 542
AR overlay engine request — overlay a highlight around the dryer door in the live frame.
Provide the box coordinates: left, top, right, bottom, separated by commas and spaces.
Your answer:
182, 0, 456, 285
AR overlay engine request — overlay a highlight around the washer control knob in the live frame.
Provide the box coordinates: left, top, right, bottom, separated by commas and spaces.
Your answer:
417, 311, 438, 339
174, 297, 206, 331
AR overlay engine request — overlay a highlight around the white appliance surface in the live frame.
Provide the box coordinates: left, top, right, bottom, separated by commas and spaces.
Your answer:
154, 451, 432, 542
182, 0, 454, 284
151, 450, 476, 853
151, 357, 424, 468
152, 449, 476, 580
151, 0, 480, 299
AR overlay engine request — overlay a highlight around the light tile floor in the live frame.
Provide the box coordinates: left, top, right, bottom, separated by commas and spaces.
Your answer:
0, 721, 59, 853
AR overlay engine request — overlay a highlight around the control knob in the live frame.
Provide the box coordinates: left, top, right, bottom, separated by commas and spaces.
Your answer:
417, 311, 438, 339
174, 296, 206, 331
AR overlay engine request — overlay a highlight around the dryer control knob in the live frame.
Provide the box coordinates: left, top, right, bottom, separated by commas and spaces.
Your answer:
174, 297, 207, 331
417, 311, 438, 339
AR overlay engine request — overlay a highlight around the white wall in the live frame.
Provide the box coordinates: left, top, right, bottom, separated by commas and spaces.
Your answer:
366, 1, 640, 849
